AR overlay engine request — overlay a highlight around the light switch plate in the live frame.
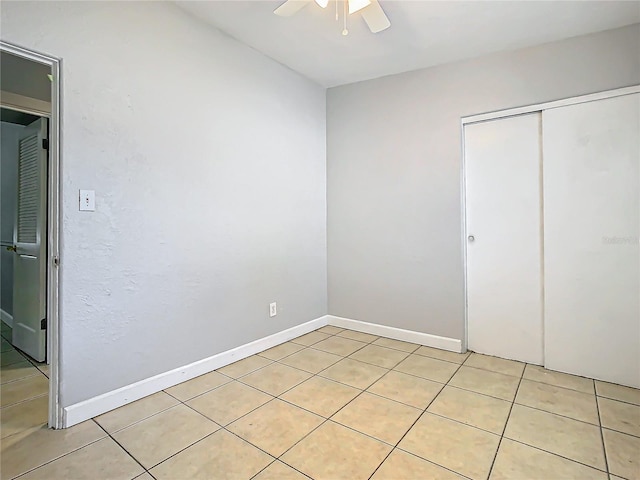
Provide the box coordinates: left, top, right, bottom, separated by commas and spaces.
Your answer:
79, 190, 95, 211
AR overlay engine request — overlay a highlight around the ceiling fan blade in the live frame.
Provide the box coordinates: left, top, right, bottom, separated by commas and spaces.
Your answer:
274, 0, 310, 17
360, 0, 390, 33
348, 0, 371, 15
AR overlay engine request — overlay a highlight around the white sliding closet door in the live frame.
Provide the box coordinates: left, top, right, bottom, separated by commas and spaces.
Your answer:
465, 113, 544, 365
543, 93, 640, 388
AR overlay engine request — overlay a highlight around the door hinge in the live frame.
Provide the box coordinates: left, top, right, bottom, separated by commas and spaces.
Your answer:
42, 138, 49, 150
41, 318, 47, 330
53, 256, 60, 267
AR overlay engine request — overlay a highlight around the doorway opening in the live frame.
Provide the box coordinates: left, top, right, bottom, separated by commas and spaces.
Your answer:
0, 43, 61, 428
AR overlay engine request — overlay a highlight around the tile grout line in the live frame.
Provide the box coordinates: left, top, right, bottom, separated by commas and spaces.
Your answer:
364, 380, 444, 411
140, 427, 223, 476
503, 435, 611, 475
89, 338, 500, 479
226, 347, 351, 398
491, 368, 612, 476
520, 375, 598, 395
233, 332, 418, 474
244, 329, 371, 380
4, 342, 47, 371
233, 376, 313, 408
12, 329, 629, 480
160, 334, 367, 425
10, 437, 108, 480
366, 358, 468, 480
6, 331, 624, 480
175, 373, 316, 452
0, 392, 48, 411
171, 395, 319, 478
278, 359, 433, 450
272, 349, 392, 462
224, 330, 434, 401
91, 419, 155, 476
595, 393, 640, 407
138, 375, 272, 473
316, 343, 447, 424
170, 330, 388, 401
180, 389, 277, 430
365, 363, 619, 448
458, 362, 524, 379
510, 401, 605, 429
0, 369, 44, 386
234, 336, 391, 396
246, 460, 277, 480
426, 377, 516, 403
248, 458, 313, 480
255, 345, 640, 441
120, 396, 279, 477
594, 382, 611, 477
94, 401, 182, 437
1, 358, 33, 369
601, 425, 640, 439
164, 372, 236, 403
9, 417, 126, 480
278, 341, 385, 389
217, 359, 276, 380
485, 362, 526, 480
346, 348, 412, 370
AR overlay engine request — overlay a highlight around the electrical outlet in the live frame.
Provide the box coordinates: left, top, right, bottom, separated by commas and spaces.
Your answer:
269, 302, 277, 317
79, 189, 95, 211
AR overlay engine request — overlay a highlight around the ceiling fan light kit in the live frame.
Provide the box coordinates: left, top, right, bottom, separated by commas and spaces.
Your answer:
275, 0, 390, 35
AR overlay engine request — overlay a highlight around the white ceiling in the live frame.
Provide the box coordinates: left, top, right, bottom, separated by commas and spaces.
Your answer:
177, 1, 640, 87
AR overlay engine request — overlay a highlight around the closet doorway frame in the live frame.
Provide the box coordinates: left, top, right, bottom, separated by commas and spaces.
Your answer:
1, 41, 63, 429
459, 84, 640, 353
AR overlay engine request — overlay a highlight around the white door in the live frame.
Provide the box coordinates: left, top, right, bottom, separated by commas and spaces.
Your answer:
465, 113, 544, 365
543, 94, 640, 388
12, 118, 48, 362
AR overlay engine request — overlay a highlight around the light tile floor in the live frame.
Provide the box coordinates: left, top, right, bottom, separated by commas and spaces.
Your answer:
1, 324, 639, 480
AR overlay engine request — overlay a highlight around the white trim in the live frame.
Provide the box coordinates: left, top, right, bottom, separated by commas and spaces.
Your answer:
1, 41, 62, 428
63, 316, 329, 428
461, 85, 640, 125
460, 122, 469, 353
327, 315, 462, 353
0, 90, 51, 117
0, 309, 13, 328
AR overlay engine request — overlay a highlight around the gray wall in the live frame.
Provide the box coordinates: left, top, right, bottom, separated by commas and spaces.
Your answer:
0, 121, 23, 317
1, 1, 327, 407
327, 24, 640, 341
0, 52, 52, 102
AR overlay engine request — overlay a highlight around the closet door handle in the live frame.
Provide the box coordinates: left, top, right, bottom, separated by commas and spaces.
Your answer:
468, 235, 475, 242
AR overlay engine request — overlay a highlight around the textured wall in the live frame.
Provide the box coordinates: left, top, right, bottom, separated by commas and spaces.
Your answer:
1, 1, 327, 406
327, 24, 640, 340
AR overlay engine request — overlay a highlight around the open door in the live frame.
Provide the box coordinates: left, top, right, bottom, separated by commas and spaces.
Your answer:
12, 117, 48, 362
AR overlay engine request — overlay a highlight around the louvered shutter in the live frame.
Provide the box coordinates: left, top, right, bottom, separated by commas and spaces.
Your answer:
17, 134, 40, 244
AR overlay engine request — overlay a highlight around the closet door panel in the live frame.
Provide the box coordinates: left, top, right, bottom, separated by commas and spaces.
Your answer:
465, 113, 543, 364
543, 93, 640, 388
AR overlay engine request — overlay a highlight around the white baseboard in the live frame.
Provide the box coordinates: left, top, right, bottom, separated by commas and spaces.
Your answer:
0, 309, 13, 328
327, 315, 462, 353
63, 314, 462, 428
63, 315, 329, 428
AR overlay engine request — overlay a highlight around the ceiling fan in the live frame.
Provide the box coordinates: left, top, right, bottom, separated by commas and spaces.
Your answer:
274, 0, 391, 34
